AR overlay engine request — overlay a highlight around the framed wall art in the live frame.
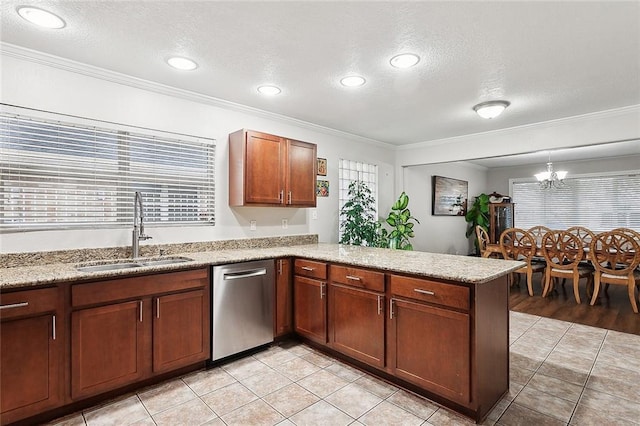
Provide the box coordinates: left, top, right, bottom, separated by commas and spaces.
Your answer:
316, 180, 329, 197
432, 175, 468, 216
317, 158, 327, 176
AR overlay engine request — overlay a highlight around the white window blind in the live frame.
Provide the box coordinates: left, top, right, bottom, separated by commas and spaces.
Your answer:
0, 106, 215, 232
511, 172, 640, 232
338, 159, 378, 240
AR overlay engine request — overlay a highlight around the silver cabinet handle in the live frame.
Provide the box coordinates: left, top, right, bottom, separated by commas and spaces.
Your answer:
288, 191, 292, 204
345, 275, 361, 281
414, 288, 435, 296
139, 301, 143, 322
301, 266, 314, 271
278, 259, 283, 275
377, 295, 382, 315
389, 298, 395, 319
279, 190, 284, 203
52, 314, 56, 340
0, 302, 29, 310
156, 298, 160, 319
320, 282, 325, 299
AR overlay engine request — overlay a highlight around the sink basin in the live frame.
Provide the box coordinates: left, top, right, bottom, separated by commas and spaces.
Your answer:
76, 256, 193, 273
76, 262, 143, 272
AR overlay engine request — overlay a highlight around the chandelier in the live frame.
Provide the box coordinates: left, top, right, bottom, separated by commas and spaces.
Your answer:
534, 154, 567, 189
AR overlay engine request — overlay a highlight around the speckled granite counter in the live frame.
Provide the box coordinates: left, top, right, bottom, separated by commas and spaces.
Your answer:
1, 243, 523, 290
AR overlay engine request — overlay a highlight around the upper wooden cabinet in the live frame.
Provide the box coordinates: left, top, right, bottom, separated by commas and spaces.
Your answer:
229, 129, 317, 207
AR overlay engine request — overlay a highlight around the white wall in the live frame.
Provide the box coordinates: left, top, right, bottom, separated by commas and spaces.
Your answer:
0, 52, 396, 253
403, 162, 488, 255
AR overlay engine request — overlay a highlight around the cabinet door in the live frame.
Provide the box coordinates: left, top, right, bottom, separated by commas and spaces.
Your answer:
153, 289, 209, 373
328, 284, 385, 368
0, 314, 60, 422
286, 139, 317, 206
71, 300, 145, 399
388, 298, 470, 405
245, 131, 285, 205
293, 276, 327, 344
275, 258, 293, 337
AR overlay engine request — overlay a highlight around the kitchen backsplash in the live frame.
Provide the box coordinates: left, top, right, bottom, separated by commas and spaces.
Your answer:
0, 234, 318, 268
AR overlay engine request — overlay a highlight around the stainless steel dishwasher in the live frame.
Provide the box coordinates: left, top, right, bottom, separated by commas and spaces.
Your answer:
211, 260, 274, 361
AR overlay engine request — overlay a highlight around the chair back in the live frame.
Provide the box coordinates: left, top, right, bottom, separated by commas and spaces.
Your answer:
476, 225, 490, 255
541, 230, 585, 270
500, 228, 537, 262
611, 228, 640, 244
566, 226, 595, 249
527, 226, 552, 247
589, 231, 640, 276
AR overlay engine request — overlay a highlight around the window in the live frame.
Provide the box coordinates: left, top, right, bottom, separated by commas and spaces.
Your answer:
511, 172, 640, 232
0, 105, 215, 232
338, 159, 378, 239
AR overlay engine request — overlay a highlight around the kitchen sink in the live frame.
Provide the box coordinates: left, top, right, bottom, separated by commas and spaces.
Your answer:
76, 256, 193, 272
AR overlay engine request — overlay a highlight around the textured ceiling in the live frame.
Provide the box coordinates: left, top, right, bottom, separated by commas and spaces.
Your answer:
1, 1, 639, 146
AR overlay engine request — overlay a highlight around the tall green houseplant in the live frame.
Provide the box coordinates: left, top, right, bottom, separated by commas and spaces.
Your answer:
339, 181, 380, 247
465, 193, 490, 254
379, 192, 420, 250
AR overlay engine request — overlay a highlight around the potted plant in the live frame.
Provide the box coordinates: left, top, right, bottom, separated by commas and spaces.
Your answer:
465, 193, 490, 254
379, 192, 420, 250
339, 181, 381, 247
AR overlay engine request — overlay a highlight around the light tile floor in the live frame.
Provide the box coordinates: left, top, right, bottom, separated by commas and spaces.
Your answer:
48, 311, 640, 426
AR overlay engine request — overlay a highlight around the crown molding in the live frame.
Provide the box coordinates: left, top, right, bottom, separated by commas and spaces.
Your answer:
1, 42, 394, 150
398, 104, 640, 151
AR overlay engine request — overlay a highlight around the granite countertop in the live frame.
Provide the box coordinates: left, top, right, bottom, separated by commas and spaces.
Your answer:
0, 243, 524, 290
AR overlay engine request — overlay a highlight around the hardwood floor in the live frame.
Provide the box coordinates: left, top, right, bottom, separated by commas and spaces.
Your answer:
509, 274, 640, 335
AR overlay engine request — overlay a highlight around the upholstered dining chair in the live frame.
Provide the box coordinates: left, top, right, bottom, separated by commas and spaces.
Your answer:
476, 225, 501, 258
527, 225, 553, 262
541, 230, 594, 304
589, 231, 640, 313
500, 228, 545, 296
567, 226, 596, 249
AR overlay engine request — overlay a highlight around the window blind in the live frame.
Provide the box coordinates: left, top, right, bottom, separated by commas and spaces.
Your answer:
338, 159, 378, 240
511, 172, 640, 232
0, 106, 215, 232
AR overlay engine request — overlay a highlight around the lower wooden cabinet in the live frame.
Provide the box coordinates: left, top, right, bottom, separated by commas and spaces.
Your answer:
293, 276, 327, 344
388, 297, 470, 404
274, 258, 293, 337
328, 283, 385, 368
0, 287, 62, 425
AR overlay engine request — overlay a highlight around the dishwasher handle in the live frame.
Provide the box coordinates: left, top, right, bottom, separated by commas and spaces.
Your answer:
222, 268, 268, 280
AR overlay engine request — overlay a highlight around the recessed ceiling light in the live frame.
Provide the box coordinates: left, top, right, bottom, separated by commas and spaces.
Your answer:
390, 53, 420, 68
340, 76, 366, 87
473, 100, 511, 119
167, 57, 198, 71
16, 6, 66, 29
257, 85, 281, 96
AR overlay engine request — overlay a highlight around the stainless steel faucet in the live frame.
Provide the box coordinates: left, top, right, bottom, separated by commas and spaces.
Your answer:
132, 191, 152, 258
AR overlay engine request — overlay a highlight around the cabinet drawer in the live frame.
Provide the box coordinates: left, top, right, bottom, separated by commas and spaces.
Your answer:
329, 265, 384, 292
294, 259, 327, 280
0, 287, 58, 320
389, 275, 469, 310
72, 268, 208, 307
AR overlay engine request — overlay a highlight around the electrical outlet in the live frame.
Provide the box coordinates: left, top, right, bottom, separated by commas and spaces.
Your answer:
282, 219, 288, 229
250, 220, 257, 231
311, 209, 318, 220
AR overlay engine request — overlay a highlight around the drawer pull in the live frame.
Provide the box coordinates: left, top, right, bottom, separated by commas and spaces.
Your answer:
52, 315, 56, 340
0, 302, 29, 310
414, 288, 435, 296
346, 275, 361, 281
301, 266, 314, 271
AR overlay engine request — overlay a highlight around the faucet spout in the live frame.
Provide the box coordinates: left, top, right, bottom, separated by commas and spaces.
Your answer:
132, 191, 152, 259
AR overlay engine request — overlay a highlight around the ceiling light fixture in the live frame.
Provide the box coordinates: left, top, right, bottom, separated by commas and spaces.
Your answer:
473, 100, 510, 119
17, 6, 66, 29
257, 85, 281, 96
534, 153, 568, 189
390, 53, 420, 68
340, 76, 366, 87
167, 57, 198, 71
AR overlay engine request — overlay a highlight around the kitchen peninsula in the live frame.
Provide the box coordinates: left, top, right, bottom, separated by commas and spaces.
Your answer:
0, 238, 523, 424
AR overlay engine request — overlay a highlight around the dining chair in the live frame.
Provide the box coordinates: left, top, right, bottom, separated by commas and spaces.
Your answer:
566, 226, 596, 249
589, 231, 640, 313
476, 225, 501, 258
541, 230, 594, 304
527, 225, 552, 262
500, 228, 545, 296
611, 227, 640, 244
